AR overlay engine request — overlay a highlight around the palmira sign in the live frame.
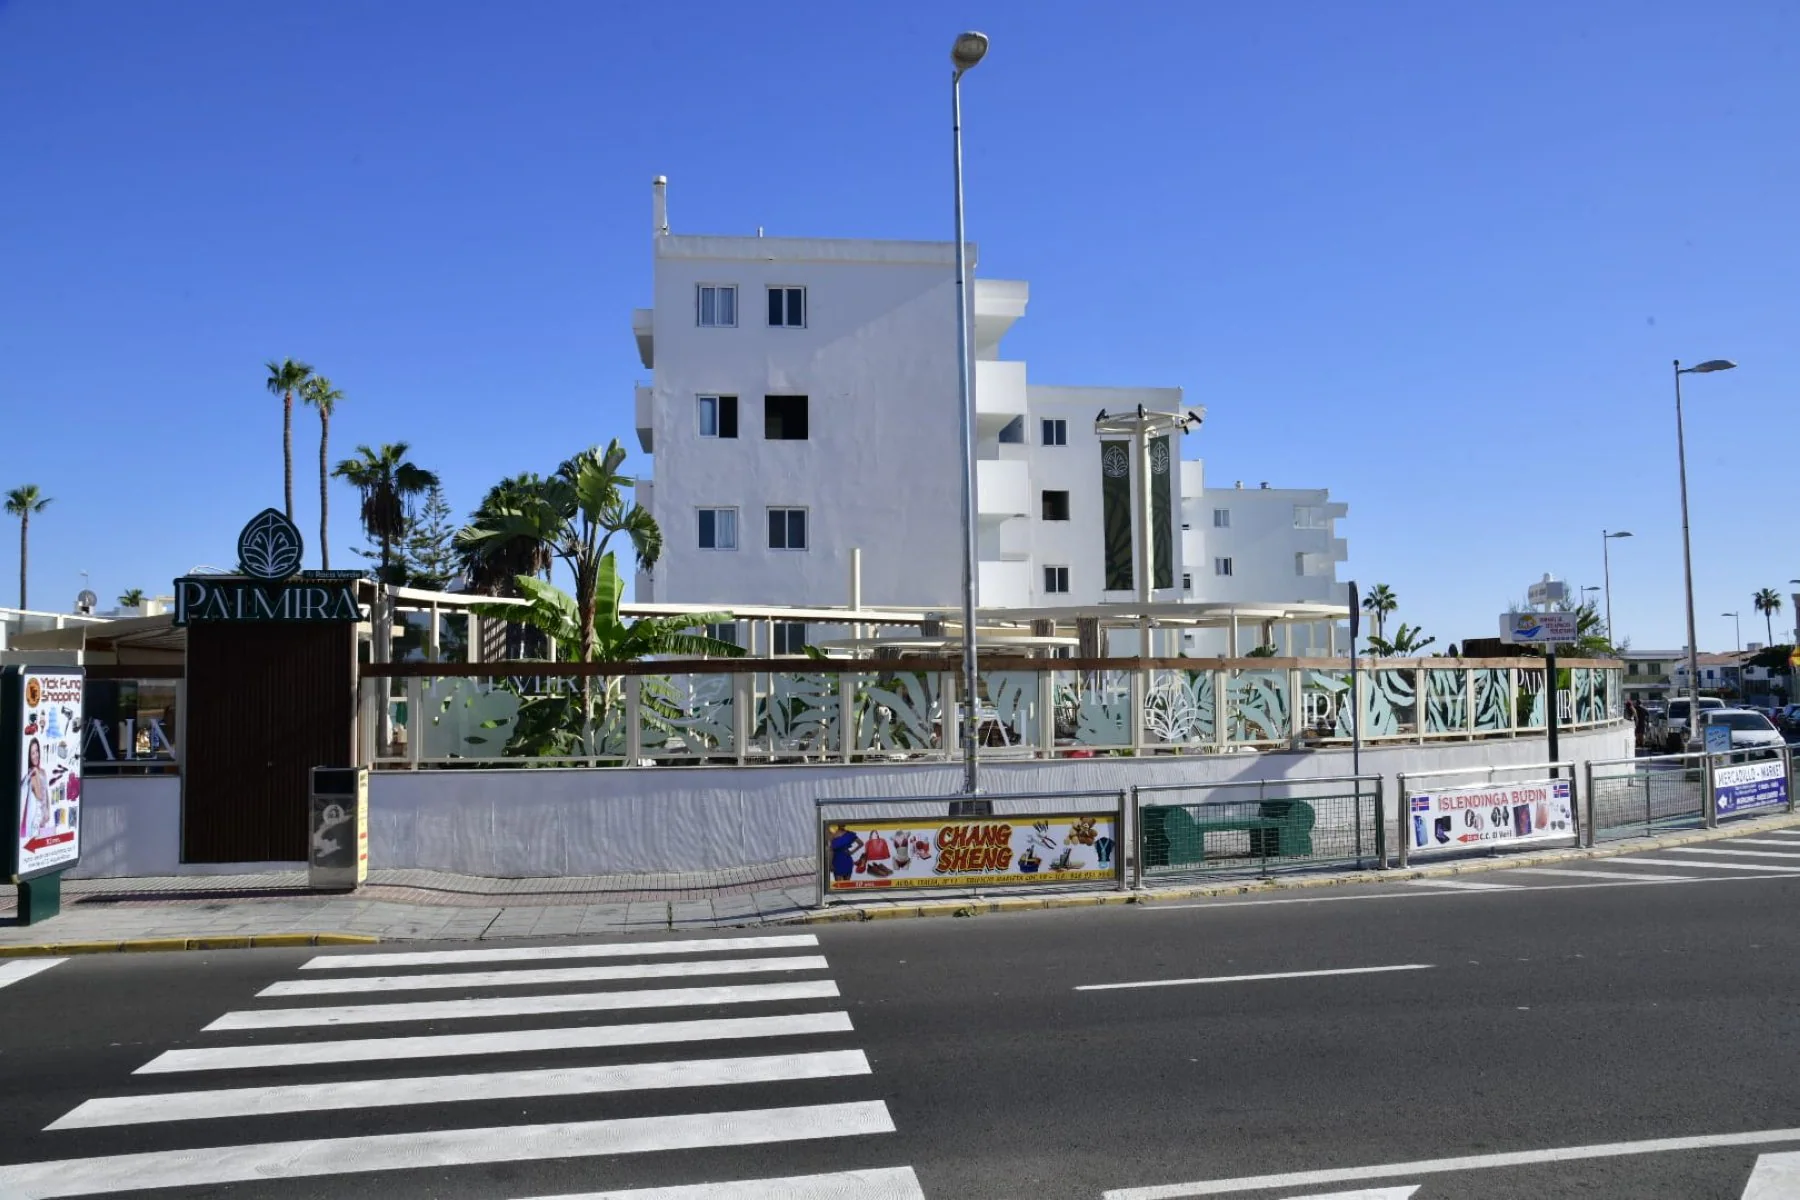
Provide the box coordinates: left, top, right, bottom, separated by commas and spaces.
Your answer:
172, 508, 364, 625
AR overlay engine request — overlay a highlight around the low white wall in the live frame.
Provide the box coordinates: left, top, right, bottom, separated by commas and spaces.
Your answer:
368, 725, 1631, 878
67, 776, 298, 879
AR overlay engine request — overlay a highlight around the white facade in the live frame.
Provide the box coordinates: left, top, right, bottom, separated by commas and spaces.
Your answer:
631, 178, 1347, 633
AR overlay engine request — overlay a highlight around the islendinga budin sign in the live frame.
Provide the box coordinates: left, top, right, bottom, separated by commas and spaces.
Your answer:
173, 507, 364, 626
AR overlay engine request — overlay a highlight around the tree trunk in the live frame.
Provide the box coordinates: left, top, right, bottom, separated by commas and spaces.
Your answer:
283, 389, 294, 520
319, 411, 331, 570
16, 512, 26, 610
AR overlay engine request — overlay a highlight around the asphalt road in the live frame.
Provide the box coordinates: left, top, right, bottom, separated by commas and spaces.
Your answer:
3, 839, 1800, 1199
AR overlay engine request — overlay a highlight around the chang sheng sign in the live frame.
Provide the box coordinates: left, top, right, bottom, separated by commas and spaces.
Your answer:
173, 508, 364, 626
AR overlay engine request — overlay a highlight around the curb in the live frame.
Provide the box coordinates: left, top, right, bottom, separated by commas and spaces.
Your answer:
0, 933, 380, 958
799, 810, 1800, 926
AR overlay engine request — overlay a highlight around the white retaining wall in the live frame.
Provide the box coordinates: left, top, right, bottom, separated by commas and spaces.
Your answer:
65, 726, 1629, 879
370, 725, 1631, 878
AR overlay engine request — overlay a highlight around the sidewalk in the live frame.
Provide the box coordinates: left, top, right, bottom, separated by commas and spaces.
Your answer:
5, 813, 1798, 951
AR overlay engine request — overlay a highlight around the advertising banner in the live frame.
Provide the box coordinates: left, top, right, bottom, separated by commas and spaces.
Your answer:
7, 667, 85, 880
1407, 778, 1574, 856
825, 812, 1118, 892
1715, 759, 1789, 818
1500, 611, 1579, 645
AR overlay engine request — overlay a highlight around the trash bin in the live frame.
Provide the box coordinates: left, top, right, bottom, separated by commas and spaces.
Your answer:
310, 766, 368, 891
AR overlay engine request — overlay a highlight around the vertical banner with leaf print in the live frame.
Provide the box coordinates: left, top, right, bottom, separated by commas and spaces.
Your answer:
1152, 435, 1173, 590
1101, 441, 1133, 591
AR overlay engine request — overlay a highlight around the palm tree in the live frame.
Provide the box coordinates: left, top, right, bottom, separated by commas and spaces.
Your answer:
454, 473, 554, 595
264, 358, 315, 521
4, 485, 51, 609
1361, 583, 1397, 641
332, 443, 440, 583
300, 376, 344, 569
458, 440, 662, 719
117, 588, 146, 608
1754, 588, 1783, 646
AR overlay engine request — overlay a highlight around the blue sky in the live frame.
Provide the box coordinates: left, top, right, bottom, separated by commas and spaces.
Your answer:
2, 0, 1795, 650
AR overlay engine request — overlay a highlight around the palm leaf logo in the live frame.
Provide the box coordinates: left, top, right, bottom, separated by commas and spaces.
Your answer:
237, 507, 304, 579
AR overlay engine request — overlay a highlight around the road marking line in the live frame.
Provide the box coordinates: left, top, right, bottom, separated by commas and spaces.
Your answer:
1664, 847, 1800, 859
1282, 1189, 1419, 1199
1147, 869, 1800, 911
1075, 964, 1432, 993
1723, 839, 1800, 849
1403, 879, 1520, 891
0, 1101, 895, 1199
1508, 868, 1694, 882
207, 980, 843, 1031
0, 960, 65, 991
509, 1166, 926, 1199
140, 1011, 855, 1074
259, 954, 831, 997
54, 1050, 872, 1129
1744, 1150, 1800, 1198
1620, 858, 1800, 873
1100, 1125, 1800, 1198
302, 934, 819, 970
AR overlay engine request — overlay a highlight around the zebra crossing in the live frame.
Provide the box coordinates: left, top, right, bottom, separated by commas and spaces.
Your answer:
0, 931, 926, 1199
1404, 826, 1800, 893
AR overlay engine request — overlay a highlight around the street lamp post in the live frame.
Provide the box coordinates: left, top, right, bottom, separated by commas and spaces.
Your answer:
950, 31, 987, 801
1674, 358, 1736, 741
1602, 530, 1632, 647
1722, 611, 1741, 653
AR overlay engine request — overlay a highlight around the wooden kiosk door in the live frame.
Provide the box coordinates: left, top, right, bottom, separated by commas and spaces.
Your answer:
181, 621, 357, 863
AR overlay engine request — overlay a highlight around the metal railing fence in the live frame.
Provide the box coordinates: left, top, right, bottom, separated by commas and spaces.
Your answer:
1584, 752, 1708, 843
1132, 775, 1382, 884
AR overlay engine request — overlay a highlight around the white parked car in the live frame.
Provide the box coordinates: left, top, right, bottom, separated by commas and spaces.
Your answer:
1694, 708, 1786, 757
1657, 697, 1726, 753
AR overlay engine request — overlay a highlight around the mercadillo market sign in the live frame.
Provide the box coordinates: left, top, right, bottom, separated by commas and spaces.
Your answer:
173, 508, 365, 625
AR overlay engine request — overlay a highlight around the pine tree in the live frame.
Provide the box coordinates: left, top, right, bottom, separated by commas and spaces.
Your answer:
405, 485, 459, 589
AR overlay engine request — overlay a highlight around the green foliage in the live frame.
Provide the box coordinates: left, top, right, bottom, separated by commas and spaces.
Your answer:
1754, 588, 1784, 645
117, 588, 145, 607
404, 485, 459, 589
333, 442, 440, 583
1361, 583, 1397, 639
1366, 622, 1437, 657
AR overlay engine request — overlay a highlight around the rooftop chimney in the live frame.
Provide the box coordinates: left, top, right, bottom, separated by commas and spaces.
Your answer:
652, 176, 669, 237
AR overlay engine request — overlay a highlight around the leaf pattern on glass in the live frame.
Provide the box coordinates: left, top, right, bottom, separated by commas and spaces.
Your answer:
640, 674, 734, 754
1424, 668, 1467, 733
1229, 669, 1289, 743
418, 678, 521, 759
1144, 669, 1215, 744
982, 671, 1040, 748
1054, 670, 1130, 748
755, 672, 838, 754
236, 507, 304, 579
856, 671, 941, 753
1474, 669, 1512, 730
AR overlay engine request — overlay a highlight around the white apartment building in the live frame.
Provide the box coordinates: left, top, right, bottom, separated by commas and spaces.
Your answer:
630, 178, 1347, 650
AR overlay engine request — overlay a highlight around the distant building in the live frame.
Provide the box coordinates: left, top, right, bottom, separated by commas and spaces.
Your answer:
629, 177, 1348, 652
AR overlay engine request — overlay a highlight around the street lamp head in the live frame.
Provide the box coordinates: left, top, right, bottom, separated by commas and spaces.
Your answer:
1607, 530, 1633, 539
951, 31, 989, 72
1679, 359, 1737, 375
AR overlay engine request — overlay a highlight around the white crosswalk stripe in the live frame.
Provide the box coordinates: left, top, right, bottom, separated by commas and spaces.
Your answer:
1664, 847, 1800, 860
8, 933, 921, 1198
1509, 867, 1694, 882
1405, 878, 1521, 891
1612, 857, 1800, 873
0, 959, 65, 991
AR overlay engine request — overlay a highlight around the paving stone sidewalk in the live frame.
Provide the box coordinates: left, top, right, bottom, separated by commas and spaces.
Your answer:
0, 862, 822, 944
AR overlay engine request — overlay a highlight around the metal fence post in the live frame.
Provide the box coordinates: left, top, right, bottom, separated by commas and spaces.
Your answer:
1354, 775, 1364, 864
816, 803, 831, 907
1117, 789, 1130, 891
625, 675, 643, 767
1375, 775, 1387, 868
1396, 773, 1410, 869
1582, 759, 1596, 848
1569, 762, 1584, 847
1788, 745, 1796, 814
1131, 786, 1144, 889
406, 676, 423, 770
1703, 753, 1718, 828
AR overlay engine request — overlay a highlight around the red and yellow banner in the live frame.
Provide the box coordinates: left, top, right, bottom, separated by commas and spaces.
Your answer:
825, 812, 1119, 892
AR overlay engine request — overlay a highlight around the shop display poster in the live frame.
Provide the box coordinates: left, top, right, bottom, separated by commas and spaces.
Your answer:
1715, 759, 1788, 818
825, 812, 1119, 892
1407, 778, 1573, 856
6, 667, 85, 880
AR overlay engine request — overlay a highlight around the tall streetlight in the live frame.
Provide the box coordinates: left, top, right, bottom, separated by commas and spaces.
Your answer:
1674, 358, 1736, 735
950, 30, 988, 800
1602, 530, 1632, 647
1722, 611, 1741, 652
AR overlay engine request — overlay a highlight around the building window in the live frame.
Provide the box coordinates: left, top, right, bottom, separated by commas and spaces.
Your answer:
768, 507, 808, 550
1294, 504, 1328, 529
764, 395, 809, 440
697, 395, 738, 439
1182, 572, 1193, 591
1295, 552, 1308, 577
773, 621, 808, 655
696, 284, 737, 327
767, 286, 805, 328
1649, 663, 1662, 676
1044, 565, 1070, 594
1041, 419, 1067, 446
704, 622, 738, 647
697, 507, 738, 550
1628, 662, 1640, 675
1041, 490, 1071, 521
1214, 557, 1234, 577
1213, 508, 1230, 528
